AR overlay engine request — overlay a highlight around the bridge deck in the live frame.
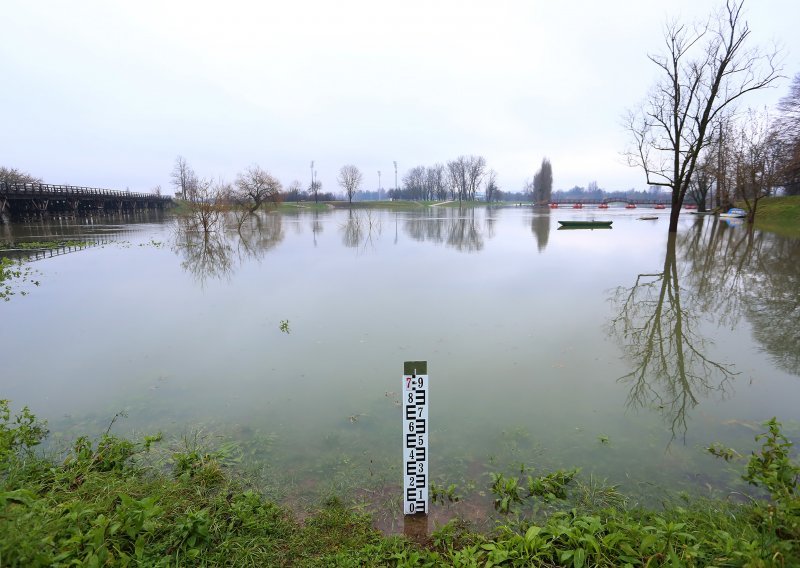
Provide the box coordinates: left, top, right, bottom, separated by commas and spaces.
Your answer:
1, 182, 172, 221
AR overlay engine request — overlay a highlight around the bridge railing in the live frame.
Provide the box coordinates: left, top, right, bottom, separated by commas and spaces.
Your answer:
0, 182, 171, 201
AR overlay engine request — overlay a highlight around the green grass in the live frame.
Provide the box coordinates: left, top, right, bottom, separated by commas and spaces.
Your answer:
2, 401, 799, 566
753, 195, 800, 237
327, 200, 429, 210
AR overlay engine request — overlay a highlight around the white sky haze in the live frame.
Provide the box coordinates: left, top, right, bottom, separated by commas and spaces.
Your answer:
2, 0, 798, 195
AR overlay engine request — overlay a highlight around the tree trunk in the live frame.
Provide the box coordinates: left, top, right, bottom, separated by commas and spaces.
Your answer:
668, 188, 683, 233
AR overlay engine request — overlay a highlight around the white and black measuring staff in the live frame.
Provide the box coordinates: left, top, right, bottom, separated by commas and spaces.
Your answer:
402, 360, 428, 515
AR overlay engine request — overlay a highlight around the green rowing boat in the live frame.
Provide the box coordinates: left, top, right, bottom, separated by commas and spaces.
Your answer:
557, 220, 613, 229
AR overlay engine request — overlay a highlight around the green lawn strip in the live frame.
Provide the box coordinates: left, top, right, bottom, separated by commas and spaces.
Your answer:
752, 195, 800, 237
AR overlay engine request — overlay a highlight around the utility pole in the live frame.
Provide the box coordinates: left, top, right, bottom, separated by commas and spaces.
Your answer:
393, 161, 398, 194
378, 170, 381, 199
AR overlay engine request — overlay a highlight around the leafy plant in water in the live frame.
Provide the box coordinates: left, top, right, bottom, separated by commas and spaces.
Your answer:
527, 468, 580, 502
710, 417, 800, 546
706, 442, 741, 462
573, 474, 628, 511
430, 481, 460, 505
490, 473, 523, 514
0, 257, 39, 302
744, 417, 799, 500
279, 319, 290, 333
0, 399, 48, 463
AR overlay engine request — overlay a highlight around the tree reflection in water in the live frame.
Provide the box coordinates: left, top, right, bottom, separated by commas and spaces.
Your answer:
233, 212, 284, 262
679, 218, 800, 376
173, 211, 284, 286
404, 207, 485, 252
340, 209, 381, 250
611, 218, 800, 443
530, 210, 551, 252
609, 232, 737, 444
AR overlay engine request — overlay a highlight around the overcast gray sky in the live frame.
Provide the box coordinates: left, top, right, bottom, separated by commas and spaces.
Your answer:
2, 0, 798, 195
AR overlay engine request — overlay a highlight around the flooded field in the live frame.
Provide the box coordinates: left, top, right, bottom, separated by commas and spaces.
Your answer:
2, 205, 798, 531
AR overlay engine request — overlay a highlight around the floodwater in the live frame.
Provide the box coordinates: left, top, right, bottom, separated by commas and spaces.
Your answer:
2, 206, 799, 530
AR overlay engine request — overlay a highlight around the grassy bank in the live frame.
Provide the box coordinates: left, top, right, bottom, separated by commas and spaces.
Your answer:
753, 195, 800, 237
2, 401, 799, 566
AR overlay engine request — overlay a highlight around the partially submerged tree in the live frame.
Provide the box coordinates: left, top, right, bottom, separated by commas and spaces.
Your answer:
337, 165, 363, 204
235, 165, 282, 212
624, 0, 781, 232
186, 178, 227, 233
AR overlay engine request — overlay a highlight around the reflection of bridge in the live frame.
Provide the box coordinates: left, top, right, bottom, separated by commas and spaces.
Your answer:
1, 183, 172, 221
2, 239, 113, 262
548, 198, 672, 206
2, 223, 157, 261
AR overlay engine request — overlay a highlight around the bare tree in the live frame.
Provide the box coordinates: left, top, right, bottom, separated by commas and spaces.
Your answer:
484, 170, 499, 203
186, 178, 227, 233
0, 167, 41, 186
402, 166, 426, 200
309, 178, 322, 204
687, 155, 714, 212
337, 164, 363, 204
446, 156, 485, 202
286, 180, 303, 202
171, 156, 198, 201
464, 155, 486, 201
624, 0, 781, 233
447, 159, 466, 202
427, 164, 448, 201
773, 73, 800, 195
235, 165, 282, 212
732, 108, 780, 222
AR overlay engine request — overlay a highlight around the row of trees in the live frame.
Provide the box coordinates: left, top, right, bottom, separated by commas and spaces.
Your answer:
684, 76, 800, 220
389, 156, 491, 202
172, 157, 371, 210
624, 0, 798, 231
384, 155, 526, 204
171, 157, 282, 210
170, 154, 561, 207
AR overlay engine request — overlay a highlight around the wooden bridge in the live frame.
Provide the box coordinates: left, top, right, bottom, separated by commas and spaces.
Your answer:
0, 182, 172, 221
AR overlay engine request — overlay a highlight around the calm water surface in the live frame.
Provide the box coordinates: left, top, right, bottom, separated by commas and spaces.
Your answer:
2, 206, 799, 529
